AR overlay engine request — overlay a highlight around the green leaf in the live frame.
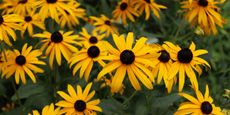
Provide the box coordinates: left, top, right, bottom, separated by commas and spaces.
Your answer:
11, 82, 46, 101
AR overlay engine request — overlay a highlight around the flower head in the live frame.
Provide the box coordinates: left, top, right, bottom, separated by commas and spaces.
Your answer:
56, 82, 102, 114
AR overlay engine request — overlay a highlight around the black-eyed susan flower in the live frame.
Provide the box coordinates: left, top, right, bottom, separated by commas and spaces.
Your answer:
0, 14, 23, 46
58, 1, 86, 28
13, 0, 37, 15
133, 0, 166, 20
0, 50, 10, 74
90, 15, 118, 37
0, 0, 16, 14
21, 11, 45, 37
113, 0, 139, 25
175, 85, 224, 115
79, 28, 106, 47
29, 103, 60, 115
149, 44, 176, 93
165, 42, 210, 92
56, 82, 102, 114
181, 0, 225, 35
97, 32, 157, 93
2, 44, 45, 84
69, 42, 107, 81
33, 30, 81, 68
35, 0, 75, 22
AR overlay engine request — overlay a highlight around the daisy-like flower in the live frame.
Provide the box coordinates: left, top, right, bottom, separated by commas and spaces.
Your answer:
69, 42, 107, 81
0, 14, 23, 46
181, 0, 225, 35
174, 85, 224, 115
13, 0, 37, 15
79, 28, 106, 47
97, 32, 157, 93
100, 77, 125, 95
59, 1, 86, 29
56, 82, 102, 114
35, 0, 75, 22
33, 30, 81, 68
149, 44, 176, 93
90, 15, 118, 37
2, 44, 45, 84
0, 0, 16, 14
21, 11, 45, 37
113, 0, 139, 25
165, 42, 210, 92
29, 103, 60, 115
133, 0, 166, 20
0, 50, 10, 74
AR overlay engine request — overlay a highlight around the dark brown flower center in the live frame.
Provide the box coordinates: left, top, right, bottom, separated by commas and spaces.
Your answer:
158, 50, 170, 63
198, 0, 208, 7
16, 55, 26, 65
87, 46, 100, 58
120, 2, 128, 11
89, 36, 98, 44
74, 100, 86, 112
201, 101, 213, 114
0, 15, 4, 24
18, 0, 27, 4
24, 16, 32, 22
120, 50, 135, 65
105, 20, 111, 26
46, 0, 57, 3
177, 48, 193, 63
144, 0, 151, 3
51, 31, 63, 43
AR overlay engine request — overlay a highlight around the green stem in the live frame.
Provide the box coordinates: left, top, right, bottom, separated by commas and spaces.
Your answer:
122, 91, 138, 105
11, 79, 22, 106
53, 62, 58, 102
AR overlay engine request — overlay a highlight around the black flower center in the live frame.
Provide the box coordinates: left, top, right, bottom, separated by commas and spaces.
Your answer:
105, 20, 111, 26
18, 0, 27, 4
144, 0, 151, 3
120, 2, 128, 11
177, 48, 193, 63
24, 16, 32, 22
51, 31, 63, 43
120, 50, 135, 65
46, 0, 57, 3
87, 46, 100, 58
74, 100, 86, 112
89, 36, 98, 44
201, 101, 213, 114
198, 0, 208, 7
0, 15, 4, 24
158, 50, 170, 63
15, 55, 26, 65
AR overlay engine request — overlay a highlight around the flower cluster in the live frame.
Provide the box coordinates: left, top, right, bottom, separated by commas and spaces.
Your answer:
0, 0, 227, 115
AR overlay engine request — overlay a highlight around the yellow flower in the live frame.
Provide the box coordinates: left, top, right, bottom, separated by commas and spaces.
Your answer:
56, 82, 102, 114
149, 44, 176, 93
90, 15, 118, 37
113, 0, 139, 25
14, 0, 37, 15
79, 28, 106, 47
35, 0, 75, 22
181, 0, 225, 35
165, 41, 210, 92
58, 1, 86, 28
33, 30, 81, 68
2, 43, 46, 84
0, 14, 23, 46
133, 0, 166, 20
21, 11, 45, 37
100, 77, 125, 95
69, 42, 107, 81
97, 32, 157, 93
175, 85, 224, 115
29, 103, 60, 115
0, 0, 16, 14
0, 50, 11, 75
